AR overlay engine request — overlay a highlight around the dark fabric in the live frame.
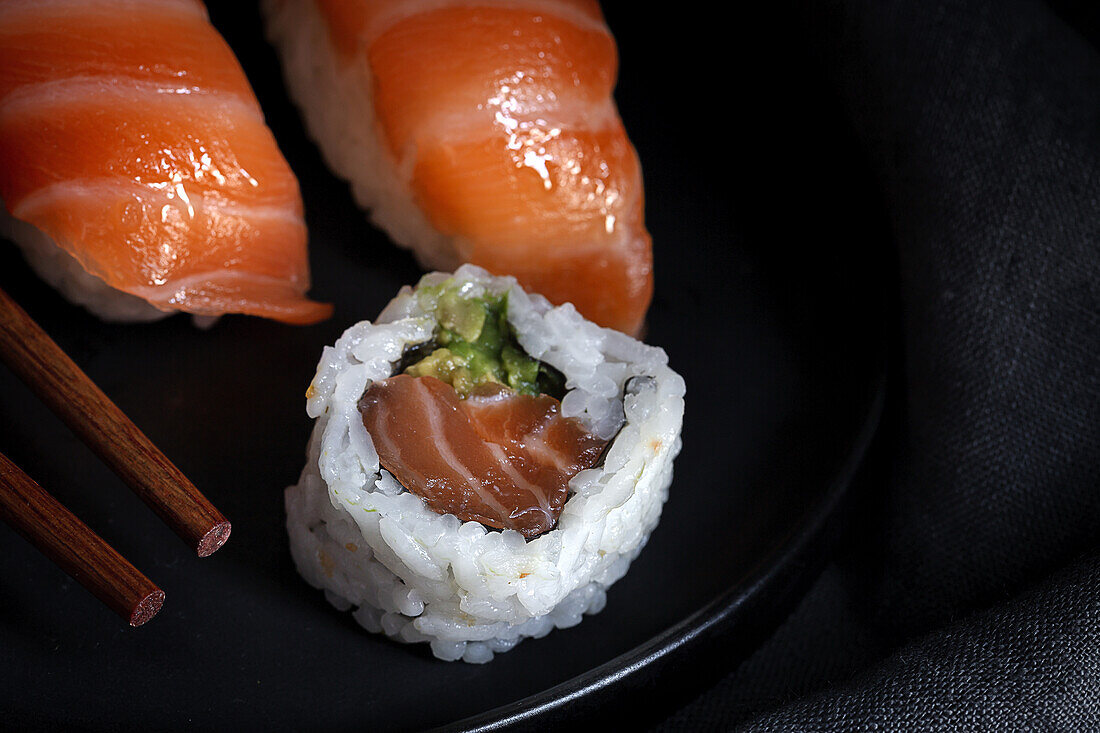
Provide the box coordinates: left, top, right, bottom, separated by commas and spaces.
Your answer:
656, 0, 1100, 728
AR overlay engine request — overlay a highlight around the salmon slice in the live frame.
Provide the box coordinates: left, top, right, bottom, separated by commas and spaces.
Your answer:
309, 0, 652, 335
0, 1, 256, 103
0, 0, 330, 324
359, 375, 607, 538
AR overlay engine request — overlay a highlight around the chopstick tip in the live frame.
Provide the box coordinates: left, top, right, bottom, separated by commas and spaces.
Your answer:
197, 521, 231, 557
129, 589, 165, 627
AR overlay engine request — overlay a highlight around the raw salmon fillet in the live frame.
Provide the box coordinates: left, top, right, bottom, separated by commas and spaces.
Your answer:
0, 0, 331, 324
359, 375, 607, 538
269, 0, 651, 334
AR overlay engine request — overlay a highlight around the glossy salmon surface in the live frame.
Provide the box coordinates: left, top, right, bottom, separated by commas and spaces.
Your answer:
359, 374, 607, 537
0, 0, 330, 323
316, 0, 652, 335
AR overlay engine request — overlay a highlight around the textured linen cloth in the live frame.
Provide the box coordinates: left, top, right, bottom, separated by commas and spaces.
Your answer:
656, 0, 1100, 728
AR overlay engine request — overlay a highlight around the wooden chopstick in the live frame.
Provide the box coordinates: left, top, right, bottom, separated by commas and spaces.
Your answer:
0, 287, 231, 556
0, 451, 164, 626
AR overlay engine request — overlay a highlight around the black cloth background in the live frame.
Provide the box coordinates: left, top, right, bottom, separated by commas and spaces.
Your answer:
654, 0, 1100, 728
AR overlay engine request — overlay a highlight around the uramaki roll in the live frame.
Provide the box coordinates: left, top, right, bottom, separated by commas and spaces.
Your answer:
286, 265, 684, 662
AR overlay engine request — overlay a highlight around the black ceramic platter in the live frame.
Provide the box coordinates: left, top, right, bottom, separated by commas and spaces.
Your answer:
0, 3, 888, 730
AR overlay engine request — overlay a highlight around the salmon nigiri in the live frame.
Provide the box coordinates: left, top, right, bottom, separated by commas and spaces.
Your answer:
0, 0, 331, 324
264, 0, 651, 335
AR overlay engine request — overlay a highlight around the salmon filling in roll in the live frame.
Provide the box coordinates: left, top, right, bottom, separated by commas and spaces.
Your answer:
359, 282, 609, 538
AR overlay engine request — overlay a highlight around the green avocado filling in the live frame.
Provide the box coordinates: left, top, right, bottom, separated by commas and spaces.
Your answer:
403, 280, 565, 399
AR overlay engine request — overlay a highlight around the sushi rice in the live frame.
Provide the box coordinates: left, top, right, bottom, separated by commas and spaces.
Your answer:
287, 265, 685, 662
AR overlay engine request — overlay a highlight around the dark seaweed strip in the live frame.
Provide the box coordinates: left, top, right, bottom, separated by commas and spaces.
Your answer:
391, 339, 438, 376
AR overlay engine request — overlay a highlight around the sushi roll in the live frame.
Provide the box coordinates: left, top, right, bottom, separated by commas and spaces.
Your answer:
0, 0, 331, 325
287, 265, 684, 662
262, 0, 653, 335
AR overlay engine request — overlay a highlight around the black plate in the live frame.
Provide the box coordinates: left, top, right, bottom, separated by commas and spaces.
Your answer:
0, 3, 888, 730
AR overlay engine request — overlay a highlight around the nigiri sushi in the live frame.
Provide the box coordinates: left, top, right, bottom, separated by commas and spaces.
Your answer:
263, 0, 651, 335
0, 0, 331, 324
287, 265, 684, 662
